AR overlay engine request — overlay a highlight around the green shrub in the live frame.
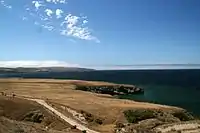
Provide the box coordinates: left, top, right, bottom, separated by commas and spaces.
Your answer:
177, 130, 182, 133
83, 112, 94, 122
76, 86, 88, 91
71, 125, 77, 129
82, 130, 87, 133
80, 110, 85, 114
32, 113, 43, 123
171, 128, 176, 131
172, 111, 194, 121
115, 122, 125, 128
25, 112, 34, 118
23, 111, 44, 123
124, 109, 155, 123
95, 118, 103, 125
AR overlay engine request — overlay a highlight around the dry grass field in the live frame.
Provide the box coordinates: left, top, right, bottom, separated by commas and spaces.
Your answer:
0, 78, 182, 133
0, 96, 80, 133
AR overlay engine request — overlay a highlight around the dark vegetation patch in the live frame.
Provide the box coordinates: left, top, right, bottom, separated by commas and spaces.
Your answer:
23, 110, 44, 123
124, 109, 156, 123
71, 125, 77, 129
75, 85, 144, 95
172, 110, 194, 121
82, 130, 87, 133
124, 109, 196, 124
115, 122, 125, 128
80, 110, 103, 125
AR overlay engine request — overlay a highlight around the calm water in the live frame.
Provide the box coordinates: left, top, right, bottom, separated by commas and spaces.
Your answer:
1, 69, 200, 116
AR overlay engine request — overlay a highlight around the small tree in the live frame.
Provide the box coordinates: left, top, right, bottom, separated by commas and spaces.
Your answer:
115, 122, 125, 128
95, 118, 103, 125
71, 125, 77, 129
82, 130, 87, 133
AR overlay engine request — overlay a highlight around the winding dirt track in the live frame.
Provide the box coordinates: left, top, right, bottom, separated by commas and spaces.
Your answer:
29, 98, 100, 133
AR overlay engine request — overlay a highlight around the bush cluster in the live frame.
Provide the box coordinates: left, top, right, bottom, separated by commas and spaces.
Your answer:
172, 111, 194, 121
23, 110, 44, 123
124, 109, 155, 123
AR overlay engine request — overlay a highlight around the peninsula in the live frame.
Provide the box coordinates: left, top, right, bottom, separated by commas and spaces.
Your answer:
0, 78, 199, 133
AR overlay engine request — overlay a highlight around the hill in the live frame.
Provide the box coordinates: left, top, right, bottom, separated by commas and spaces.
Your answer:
0, 67, 95, 73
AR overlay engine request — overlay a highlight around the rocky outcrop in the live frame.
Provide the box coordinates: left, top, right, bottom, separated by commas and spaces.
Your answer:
75, 85, 144, 95
114, 109, 199, 133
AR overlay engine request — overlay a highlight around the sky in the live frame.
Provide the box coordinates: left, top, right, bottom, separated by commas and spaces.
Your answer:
0, 0, 200, 69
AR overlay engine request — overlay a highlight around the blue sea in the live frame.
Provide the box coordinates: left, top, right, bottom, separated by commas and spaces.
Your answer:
1, 69, 200, 116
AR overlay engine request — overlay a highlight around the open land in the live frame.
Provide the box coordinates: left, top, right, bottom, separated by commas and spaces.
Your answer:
0, 78, 200, 133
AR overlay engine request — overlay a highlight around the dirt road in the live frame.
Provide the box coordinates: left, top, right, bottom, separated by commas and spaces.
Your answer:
29, 99, 99, 133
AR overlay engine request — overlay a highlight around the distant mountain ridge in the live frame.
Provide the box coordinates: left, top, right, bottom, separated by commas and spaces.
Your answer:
0, 67, 95, 73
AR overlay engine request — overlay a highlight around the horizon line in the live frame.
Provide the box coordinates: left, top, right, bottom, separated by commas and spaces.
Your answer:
0, 63, 200, 68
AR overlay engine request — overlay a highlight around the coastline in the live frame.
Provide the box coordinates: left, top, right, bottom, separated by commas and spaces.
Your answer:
0, 78, 199, 133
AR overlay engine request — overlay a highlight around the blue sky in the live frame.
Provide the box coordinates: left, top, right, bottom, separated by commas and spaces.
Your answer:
0, 0, 200, 69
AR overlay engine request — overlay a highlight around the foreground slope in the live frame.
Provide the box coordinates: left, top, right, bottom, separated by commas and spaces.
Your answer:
0, 96, 80, 133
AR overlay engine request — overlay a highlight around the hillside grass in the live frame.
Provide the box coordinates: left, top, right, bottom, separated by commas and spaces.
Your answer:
0, 78, 182, 133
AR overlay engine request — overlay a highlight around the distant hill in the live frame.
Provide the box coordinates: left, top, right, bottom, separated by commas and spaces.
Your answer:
0, 67, 95, 73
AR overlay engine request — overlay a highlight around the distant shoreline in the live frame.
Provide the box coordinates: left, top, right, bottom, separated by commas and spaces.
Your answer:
1, 69, 200, 117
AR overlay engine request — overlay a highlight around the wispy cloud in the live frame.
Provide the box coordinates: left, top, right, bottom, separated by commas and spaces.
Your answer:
45, 8, 53, 17
55, 9, 63, 18
41, 24, 54, 31
69, 39, 77, 43
22, 16, 28, 21
1, 0, 99, 43
61, 14, 100, 43
46, 0, 67, 4
32, 0, 43, 10
0, 0, 12, 9
0, 61, 79, 68
83, 20, 88, 24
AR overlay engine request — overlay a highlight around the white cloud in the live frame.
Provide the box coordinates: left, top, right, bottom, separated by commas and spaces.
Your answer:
34, 21, 40, 25
45, 8, 53, 17
1, 0, 99, 43
32, 0, 43, 10
22, 16, 28, 21
26, 7, 30, 11
46, 0, 67, 4
0, 0, 12, 9
41, 24, 54, 31
0, 61, 79, 68
83, 20, 88, 24
61, 14, 99, 43
69, 39, 76, 43
55, 9, 63, 18
41, 17, 49, 21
